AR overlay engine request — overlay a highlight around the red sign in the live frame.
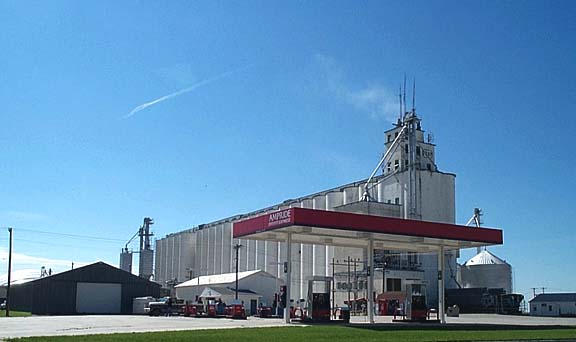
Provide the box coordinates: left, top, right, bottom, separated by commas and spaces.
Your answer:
233, 207, 502, 246
268, 209, 292, 227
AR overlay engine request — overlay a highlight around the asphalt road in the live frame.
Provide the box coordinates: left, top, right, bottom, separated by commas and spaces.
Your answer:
1, 314, 575, 340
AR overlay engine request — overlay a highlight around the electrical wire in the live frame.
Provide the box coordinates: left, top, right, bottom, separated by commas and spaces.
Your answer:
11, 227, 125, 242
10, 238, 121, 250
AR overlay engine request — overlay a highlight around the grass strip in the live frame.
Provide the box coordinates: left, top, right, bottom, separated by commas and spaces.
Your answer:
1, 310, 32, 317
7, 325, 576, 342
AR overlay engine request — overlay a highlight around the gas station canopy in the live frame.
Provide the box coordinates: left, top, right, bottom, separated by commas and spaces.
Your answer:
233, 207, 503, 324
233, 207, 502, 252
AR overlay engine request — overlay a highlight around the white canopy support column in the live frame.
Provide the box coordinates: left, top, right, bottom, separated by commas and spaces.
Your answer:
438, 245, 446, 324
367, 239, 374, 324
284, 233, 292, 324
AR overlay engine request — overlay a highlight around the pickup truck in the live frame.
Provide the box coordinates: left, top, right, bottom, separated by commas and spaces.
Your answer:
146, 297, 184, 316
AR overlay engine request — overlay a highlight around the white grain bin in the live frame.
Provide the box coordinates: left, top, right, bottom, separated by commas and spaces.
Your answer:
326, 191, 343, 210
120, 249, 133, 273
311, 194, 327, 277
343, 186, 359, 205
460, 250, 512, 294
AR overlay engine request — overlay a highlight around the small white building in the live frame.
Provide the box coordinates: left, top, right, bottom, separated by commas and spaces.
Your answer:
174, 270, 283, 314
530, 293, 576, 317
198, 286, 261, 314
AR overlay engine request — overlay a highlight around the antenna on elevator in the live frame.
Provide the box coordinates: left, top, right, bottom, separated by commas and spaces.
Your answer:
412, 78, 416, 114
403, 74, 407, 119
397, 85, 403, 126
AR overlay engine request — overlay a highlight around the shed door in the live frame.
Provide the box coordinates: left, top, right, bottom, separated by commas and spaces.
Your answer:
76, 282, 121, 314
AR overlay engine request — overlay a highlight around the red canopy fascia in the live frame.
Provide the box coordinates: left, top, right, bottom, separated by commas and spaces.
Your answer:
233, 207, 502, 251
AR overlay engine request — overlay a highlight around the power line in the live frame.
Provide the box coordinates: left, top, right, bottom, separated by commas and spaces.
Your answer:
10, 238, 121, 250
10, 228, 125, 242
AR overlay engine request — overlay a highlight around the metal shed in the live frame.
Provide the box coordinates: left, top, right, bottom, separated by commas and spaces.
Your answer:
9, 262, 160, 315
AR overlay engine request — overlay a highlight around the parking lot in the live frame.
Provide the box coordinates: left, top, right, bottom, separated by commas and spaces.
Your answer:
1, 314, 575, 340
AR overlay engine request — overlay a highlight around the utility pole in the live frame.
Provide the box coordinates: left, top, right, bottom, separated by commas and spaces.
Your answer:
353, 258, 358, 315
233, 243, 243, 300
347, 256, 351, 310
332, 257, 335, 318
6, 227, 13, 317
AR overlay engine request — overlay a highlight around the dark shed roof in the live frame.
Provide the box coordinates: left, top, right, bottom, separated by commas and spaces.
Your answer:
10, 262, 161, 315
29, 262, 156, 285
529, 293, 576, 303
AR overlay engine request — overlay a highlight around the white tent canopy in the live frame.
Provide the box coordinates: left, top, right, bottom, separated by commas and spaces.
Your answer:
175, 270, 261, 288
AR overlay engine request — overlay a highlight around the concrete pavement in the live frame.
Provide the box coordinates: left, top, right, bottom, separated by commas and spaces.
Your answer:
0, 314, 575, 340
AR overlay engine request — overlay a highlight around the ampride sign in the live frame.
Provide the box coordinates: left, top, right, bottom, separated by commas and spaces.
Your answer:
268, 209, 292, 227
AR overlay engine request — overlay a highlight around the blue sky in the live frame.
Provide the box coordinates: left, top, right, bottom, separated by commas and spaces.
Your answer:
1, 1, 575, 303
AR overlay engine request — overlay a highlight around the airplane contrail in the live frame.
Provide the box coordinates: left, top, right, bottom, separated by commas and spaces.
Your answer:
122, 64, 253, 119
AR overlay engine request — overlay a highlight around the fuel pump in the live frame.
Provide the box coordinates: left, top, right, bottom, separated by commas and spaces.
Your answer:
404, 282, 427, 321
306, 276, 332, 322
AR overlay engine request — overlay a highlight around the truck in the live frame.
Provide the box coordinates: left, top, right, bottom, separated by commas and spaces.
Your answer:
146, 297, 186, 316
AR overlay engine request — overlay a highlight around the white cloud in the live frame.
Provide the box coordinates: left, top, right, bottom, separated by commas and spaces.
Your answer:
123, 64, 254, 119
155, 63, 198, 88
313, 54, 399, 122
0, 248, 90, 276
346, 85, 399, 121
0, 211, 48, 223
0, 269, 41, 286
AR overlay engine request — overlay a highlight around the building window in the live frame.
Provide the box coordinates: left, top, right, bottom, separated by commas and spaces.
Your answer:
395, 197, 400, 205
427, 163, 432, 171
395, 132, 399, 138
408, 252, 418, 265
405, 144, 408, 154
416, 146, 420, 156
387, 135, 391, 143
533, 306, 537, 311
387, 162, 391, 173
386, 278, 402, 292
549, 305, 552, 312
394, 160, 399, 170
387, 199, 391, 204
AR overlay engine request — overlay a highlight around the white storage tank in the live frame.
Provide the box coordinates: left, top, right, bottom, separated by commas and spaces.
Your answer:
178, 231, 196, 282
343, 186, 359, 204
208, 225, 216, 275
312, 195, 327, 278
326, 191, 343, 210
154, 239, 164, 283
120, 249, 133, 273
324, 191, 342, 276
222, 222, 233, 274
460, 250, 513, 294
139, 249, 154, 280
197, 228, 208, 276
300, 198, 313, 208
214, 223, 224, 275
377, 180, 386, 203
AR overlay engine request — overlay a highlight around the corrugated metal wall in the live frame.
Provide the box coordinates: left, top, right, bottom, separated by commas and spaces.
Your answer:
9, 262, 160, 315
